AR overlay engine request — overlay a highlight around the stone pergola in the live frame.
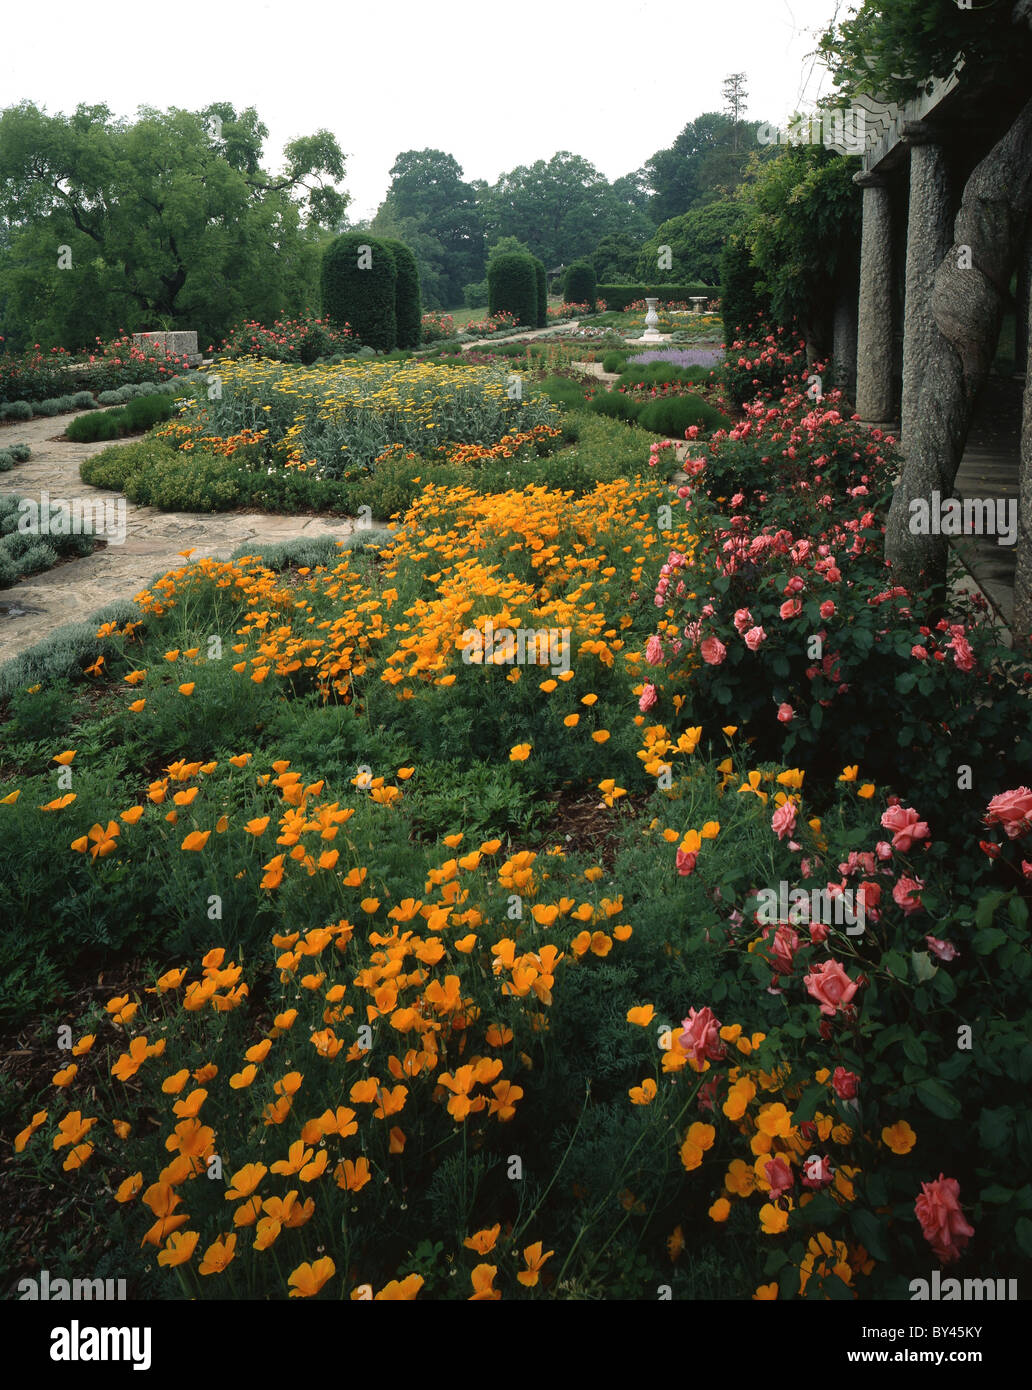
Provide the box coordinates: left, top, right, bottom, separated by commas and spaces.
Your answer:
833, 72, 1032, 642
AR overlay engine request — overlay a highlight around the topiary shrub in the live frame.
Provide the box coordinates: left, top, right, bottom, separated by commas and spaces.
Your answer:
563, 261, 597, 312
533, 258, 547, 328
637, 392, 730, 435
488, 253, 538, 328
321, 233, 398, 352
587, 390, 642, 423
380, 239, 422, 349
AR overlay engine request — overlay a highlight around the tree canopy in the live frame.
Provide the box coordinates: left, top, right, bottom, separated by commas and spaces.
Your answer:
817, 0, 1032, 104
0, 101, 348, 349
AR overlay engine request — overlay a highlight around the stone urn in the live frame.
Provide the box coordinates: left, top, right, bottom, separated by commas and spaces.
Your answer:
642, 297, 662, 342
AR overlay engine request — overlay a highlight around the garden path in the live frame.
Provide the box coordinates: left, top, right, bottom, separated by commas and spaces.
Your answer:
0, 413, 360, 666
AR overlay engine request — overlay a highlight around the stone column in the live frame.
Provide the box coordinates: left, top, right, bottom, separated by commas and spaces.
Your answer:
1016, 216, 1032, 378
832, 274, 859, 399
900, 124, 952, 454
1015, 266, 1032, 648
853, 170, 896, 425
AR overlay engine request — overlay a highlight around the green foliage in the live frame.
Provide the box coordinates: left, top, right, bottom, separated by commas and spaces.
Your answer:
488, 252, 538, 328
587, 390, 642, 423
372, 149, 486, 309
643, 111, 771, 223
463, 280, 488, 308
64, 393, 174, 442
719, 233, 772, 344
562, 261, 597, 311
737, 142, 861, 350
636, 393, 729, 435
596, 283, 720, 312
321, 234, 398, 352
79, 437, 245, 511
587, 232, 643, 283
381, 239, 423, 349
817, 0, 1032, 105
636, 201, 745, 285
0, 103, 346, 350
533, 257, 548, 328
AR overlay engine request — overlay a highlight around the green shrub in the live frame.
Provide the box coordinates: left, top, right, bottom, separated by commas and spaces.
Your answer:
65, 393, 173, 442
488, 253, 538, 328
601, 351, 630, 373
595, 283, 720, 312
71, 391, 97, 409
321, 233, 398, 352
2, 401, 33, 421
381, 239, 422, 350
719, 234, 770, 343
533, 258, 548, 328
463, 280, 489, 308
0, 451, 13, 472
538, 375, 589, 412
588, 390, 642, 423
563, 261, 597, 311
80, 436, 245, 510
636, 393, 730, 435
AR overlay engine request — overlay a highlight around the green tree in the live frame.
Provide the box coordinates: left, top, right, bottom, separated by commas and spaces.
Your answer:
644, 112, 768, 222
736, 141, 861, 357
482, 152, 650, 268
0, 101, 348, 350
373, 149, 485, 308
587, 232, 644, 283
635, 201, 744, 285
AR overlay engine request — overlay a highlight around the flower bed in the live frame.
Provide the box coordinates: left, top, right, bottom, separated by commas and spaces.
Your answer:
4, 318, 1030, 1302
163, 358, 560, 478
0, 335, 194, 406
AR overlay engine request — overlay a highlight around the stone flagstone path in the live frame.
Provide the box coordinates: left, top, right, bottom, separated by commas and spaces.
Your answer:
0, 413, 360, 667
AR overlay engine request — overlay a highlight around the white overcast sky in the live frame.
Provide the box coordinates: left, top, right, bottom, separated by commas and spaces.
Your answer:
1, 0, 847, 220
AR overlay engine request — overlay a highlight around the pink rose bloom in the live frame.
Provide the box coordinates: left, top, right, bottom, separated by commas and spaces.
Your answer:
803, 959, 860, 1016
985, 787, 1032, 840
678, 1006, 726, 1065
638, 683, 658, 713
911, 645, 928, 661
875, 840, 893, 861
948, 632, 975, 672
771, 802, 797, 841
880, 805, 930, 853
777, 703, 795, 724
733, 608, 753, 635
700, 637, 727, 666
819, 601, 836, 619
676, 848, 698, 876
744, 625, 767, 651
765, 1155, 794, 1199
785, 575, 804, 595
925, 935, 958, 961
892, 875, 925, 914
809, 921, 829, 944
769, 923, 799, 974
802, 1154, 835, 1188
645, 634, 664, 666
832, 1066, 859, 1100
915, 1175, 975, 1264
779, 598, 802, 620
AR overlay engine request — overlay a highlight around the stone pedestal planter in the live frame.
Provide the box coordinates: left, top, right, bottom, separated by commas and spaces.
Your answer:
642, 297, 663, 342
689, 296, 709, 315
132, 331, 202, 366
